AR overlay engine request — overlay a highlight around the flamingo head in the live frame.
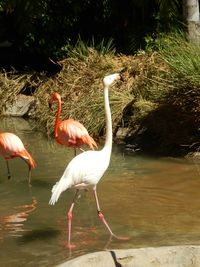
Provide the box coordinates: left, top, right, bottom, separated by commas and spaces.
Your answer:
103, 73, 124, 88
49, 92, 61, 108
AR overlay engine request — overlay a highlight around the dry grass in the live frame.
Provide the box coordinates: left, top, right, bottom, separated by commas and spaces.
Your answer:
33, 50, 135, 137
0, 72, 29, 114
0, 35, 198, 155
0, 50, 171, 141
4, 47, 199, 156
0, 71, 44, 115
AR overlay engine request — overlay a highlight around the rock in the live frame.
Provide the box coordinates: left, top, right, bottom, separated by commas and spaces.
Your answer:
116, 127, 129, 139
3, 94, 35, 117
57, 245, 200, 267
186, 151, 200, 159
0, 117, 33, 132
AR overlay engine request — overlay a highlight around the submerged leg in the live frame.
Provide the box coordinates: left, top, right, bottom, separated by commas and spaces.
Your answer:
6, 160, 11, 179
27, 166, 32, 186
67, 189, 79, 248
93, 187, 129, 240
20, 158, 32, 186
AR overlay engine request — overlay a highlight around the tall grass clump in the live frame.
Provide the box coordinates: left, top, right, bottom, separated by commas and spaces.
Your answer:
159, 32, 200, 88
34, 50, 133, 138
143, 31, 200, 97
135, 32, 200, 154
58, 36, 115, 60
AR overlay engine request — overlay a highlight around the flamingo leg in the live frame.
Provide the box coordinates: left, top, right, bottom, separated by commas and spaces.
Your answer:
67, 189, 79, 248
93, 187, 129, 241
20, 158, 32, 185
27, 166, 32, 186
6, 160, 11, 179
93, 187, 115, 237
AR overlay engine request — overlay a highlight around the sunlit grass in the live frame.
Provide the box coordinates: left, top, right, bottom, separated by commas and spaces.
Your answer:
1, 32, 200, 154
33, 50, 134, 137
159, 32, 200, 88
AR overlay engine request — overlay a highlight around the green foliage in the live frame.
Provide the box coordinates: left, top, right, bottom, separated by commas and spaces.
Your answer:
158, 32, 200, 88
57, 36, 115, 59
59, 38, 90, 60
0, 0, 184, 61
144, 33, 167, 52
143, 31, 200, 97
93, 38, 116, 56
155, 0, 182, 30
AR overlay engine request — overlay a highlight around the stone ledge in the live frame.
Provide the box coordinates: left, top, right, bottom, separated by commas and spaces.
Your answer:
57, 245, 200, 267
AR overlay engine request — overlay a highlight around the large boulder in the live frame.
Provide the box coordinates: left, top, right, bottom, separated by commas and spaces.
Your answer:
57, 246, 200, 267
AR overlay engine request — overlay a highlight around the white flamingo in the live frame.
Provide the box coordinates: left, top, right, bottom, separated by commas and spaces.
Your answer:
49, 73, 126, 247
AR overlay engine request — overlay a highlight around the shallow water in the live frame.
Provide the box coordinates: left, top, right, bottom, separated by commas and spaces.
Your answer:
0, 117, 200, 266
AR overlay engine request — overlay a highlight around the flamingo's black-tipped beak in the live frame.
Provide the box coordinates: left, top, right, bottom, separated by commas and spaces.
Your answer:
49, 102, 52, 109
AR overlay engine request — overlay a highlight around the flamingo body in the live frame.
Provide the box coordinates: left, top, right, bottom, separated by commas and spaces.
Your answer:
0, 132, 36, 182
49, 92, 97, 153
56, 118, 96, 149
49, 149, 110, 205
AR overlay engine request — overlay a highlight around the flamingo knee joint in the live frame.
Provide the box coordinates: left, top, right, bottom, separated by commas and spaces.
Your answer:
67, 212, 73, 220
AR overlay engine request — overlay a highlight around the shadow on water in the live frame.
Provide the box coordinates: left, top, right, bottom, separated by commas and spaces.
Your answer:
31, 179, 52, 188
19, 228, 60, 243
0, 118, 200, 266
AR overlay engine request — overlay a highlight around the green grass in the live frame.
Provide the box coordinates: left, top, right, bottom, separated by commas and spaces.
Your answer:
59, 36, 116, 60
160, 33, 200, 88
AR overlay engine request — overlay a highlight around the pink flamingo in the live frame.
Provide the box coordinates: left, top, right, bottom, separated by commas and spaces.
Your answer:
0, 132, 36, 184
49, 92, 97, 155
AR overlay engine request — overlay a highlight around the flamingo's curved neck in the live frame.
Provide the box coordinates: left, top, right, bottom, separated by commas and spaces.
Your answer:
54, 99, 61, 138
102, 85, 112, 157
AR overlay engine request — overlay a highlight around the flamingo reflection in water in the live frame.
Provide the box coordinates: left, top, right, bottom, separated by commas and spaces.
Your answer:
0, 197, 37, 238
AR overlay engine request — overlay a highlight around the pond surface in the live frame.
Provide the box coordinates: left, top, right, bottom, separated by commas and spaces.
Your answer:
0, 117, 200, 266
